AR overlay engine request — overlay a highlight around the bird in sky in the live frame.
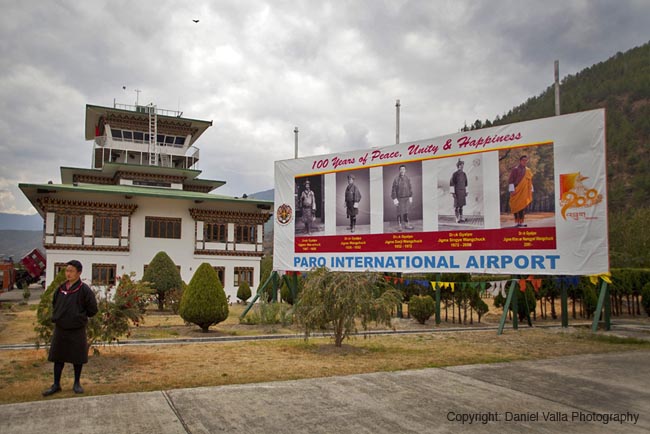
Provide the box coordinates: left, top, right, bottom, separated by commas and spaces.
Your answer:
192, 19, 199, 23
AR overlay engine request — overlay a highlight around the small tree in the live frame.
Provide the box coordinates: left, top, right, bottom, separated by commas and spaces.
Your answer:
582, 282, 599, 318
237, 281, 252, 304
470, 293, 489, 323
294, 268, 402, 347
87, 274, 149, 353
179, 263, 229, 332
409, 295, 435, 324
142, 251, 183, 310
641, 282, 650, 317
166, 281, 187, 315
36, 272, 148, 354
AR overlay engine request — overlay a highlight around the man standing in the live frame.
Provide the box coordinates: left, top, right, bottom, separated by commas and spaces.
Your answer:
42, 260, 98, 396
300, 180, 316, 235
391, 165, 413, 231
449, 159, 468, 223
508, 155, 534, 227
344, 174, 361, 232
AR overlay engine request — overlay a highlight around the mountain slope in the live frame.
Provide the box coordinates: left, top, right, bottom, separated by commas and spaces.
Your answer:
468, 41, 650, 213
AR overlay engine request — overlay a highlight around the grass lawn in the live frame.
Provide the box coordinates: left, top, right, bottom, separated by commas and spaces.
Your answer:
1, 301, 649, 405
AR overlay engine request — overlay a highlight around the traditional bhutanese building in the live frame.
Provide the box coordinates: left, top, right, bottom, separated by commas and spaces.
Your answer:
19, 102, 272, 300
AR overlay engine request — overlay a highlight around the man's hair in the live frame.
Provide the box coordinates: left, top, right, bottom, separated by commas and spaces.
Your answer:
399, 165, 406, 170
519, 155, 528, 161
66, 260, 83, 272
457, 160, 464, 168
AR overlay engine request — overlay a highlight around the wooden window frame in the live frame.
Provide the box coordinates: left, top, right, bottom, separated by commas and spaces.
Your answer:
55, 214, 83, 237
205, 223, 227, 243
145, 216, 182, 239
92, 263, 117, 286
235, 224, 256, 244
212, 266, 225, 286
234, 267, 254, 287
94, 215, 121, 238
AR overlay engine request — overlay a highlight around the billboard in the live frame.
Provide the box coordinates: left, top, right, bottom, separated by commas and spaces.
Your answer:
273, 109, 608, 275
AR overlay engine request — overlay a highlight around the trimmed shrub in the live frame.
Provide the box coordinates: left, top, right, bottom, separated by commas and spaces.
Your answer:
237, 281, 252, 303
142, 251, 183, 310
409, 295, 435, 324
179, 263, 229, 332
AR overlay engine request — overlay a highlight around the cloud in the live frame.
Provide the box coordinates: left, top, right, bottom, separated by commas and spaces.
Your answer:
1, 0, 649, 212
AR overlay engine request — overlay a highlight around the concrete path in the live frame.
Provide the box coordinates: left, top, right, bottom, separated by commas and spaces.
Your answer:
1, 350, 648, 433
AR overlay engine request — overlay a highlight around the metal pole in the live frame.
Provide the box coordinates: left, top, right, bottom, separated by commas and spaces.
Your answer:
554, 60, 560, 116
395, 99, 401, 144
435, 274, 441, 325
294, 127, 299, 159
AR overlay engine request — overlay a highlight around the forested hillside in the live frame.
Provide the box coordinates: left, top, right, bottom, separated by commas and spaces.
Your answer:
464, 41, 650, 267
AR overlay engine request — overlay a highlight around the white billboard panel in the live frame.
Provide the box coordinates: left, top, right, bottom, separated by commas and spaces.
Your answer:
273, 109, 608, 275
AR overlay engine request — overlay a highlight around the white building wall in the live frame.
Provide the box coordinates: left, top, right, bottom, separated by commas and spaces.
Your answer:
43, 194, 265, 302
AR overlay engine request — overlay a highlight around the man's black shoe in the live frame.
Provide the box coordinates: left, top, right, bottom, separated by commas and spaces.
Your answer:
73, 383, 84, 394
42, 384, 61, 397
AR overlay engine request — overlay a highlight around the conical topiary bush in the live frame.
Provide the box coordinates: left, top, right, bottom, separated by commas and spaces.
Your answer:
179, 263, 229, 332
237, 281, 252, 303
142, 251, 183, 311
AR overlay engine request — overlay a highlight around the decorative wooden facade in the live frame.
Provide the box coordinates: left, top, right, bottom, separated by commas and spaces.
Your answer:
19, 102, 273, 300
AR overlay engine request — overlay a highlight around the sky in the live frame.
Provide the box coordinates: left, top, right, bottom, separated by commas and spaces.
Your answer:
1, 0, 649, 215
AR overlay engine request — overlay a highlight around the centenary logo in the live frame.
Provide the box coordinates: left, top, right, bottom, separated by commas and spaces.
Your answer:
559, 172, 603, 220
276, 203, 293, 225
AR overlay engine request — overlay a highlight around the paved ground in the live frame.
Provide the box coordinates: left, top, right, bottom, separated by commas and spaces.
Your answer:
1, 350, 648, 434
0, 284, 44, 304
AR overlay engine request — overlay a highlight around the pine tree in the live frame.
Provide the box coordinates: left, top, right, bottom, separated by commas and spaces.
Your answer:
179, 263, 228, 332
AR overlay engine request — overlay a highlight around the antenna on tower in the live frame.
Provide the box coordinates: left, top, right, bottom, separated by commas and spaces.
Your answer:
134, 89, 142, 106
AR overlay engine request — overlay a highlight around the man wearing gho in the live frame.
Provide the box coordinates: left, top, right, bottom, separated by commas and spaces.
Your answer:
508, 155, 534, 227
344, 174, 362, 232
42, 260, 98, 396
449, 159, 468, 223
391, 165, 414, 231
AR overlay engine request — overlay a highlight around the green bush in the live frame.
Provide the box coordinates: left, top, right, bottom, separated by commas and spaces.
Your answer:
239, 300, 293, 326
237, 281, 252, 303
409, 295, 435, 324
179, 263, 229, 332
35, 269, 67, 346
142, 251, 183, 311
294, 268, 402, 347
87, 274, 149, 353
35, 272, 148, 353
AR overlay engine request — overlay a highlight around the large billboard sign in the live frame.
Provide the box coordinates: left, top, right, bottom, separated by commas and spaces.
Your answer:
273, 109, 608, 275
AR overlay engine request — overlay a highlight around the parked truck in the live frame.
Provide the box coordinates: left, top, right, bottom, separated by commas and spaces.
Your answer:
2, 249, 47, 290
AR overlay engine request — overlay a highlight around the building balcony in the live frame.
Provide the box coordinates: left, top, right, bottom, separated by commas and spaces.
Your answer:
93, 140, 200, 170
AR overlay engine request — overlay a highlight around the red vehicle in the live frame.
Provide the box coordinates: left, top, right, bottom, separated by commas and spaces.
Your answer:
14, 249, 46, 289
0, 261, 15, 291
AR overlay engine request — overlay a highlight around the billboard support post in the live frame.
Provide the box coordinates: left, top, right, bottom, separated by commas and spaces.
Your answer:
497, 279, 519, 335
591, 278, 611, 332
